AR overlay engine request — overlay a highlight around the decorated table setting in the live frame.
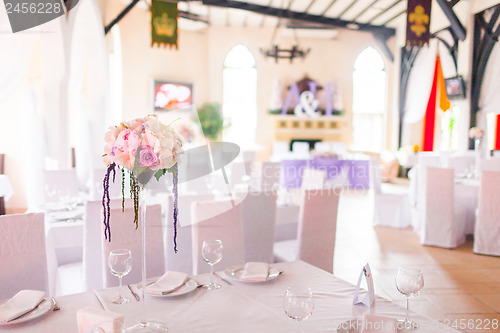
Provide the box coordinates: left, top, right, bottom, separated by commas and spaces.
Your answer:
0, 260, 465, 333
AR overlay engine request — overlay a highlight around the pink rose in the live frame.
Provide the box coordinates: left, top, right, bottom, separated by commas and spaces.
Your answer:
114, 129, 140, 155
141, 129, 160, 152
139, 147, 159, 167
113, 149, 136, 170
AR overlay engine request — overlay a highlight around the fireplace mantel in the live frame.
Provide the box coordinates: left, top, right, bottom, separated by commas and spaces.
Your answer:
271, 115, 347, 142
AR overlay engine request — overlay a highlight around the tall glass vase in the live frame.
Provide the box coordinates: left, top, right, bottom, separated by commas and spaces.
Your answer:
474, 138, 481, 179
127, 186, 167, 333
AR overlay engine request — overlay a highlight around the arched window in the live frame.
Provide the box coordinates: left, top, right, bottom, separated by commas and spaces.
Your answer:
352, 46, 386, 152
222, 44, 257, 148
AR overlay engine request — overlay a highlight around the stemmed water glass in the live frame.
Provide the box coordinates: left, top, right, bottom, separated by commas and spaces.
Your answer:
108, 249, 132, 304
395, 267, 424, 329
283, 286, 314, 323
202, 239, 223, 290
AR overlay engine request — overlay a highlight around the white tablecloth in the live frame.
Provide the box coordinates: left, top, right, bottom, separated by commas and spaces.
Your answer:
1, 261, 460, 332
0, 175, 13, 201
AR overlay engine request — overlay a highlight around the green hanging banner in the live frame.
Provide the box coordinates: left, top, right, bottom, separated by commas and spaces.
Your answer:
151, 0, 178, 48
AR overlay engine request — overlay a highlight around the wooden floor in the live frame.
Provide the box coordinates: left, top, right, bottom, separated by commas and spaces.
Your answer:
334, 183, 500, 333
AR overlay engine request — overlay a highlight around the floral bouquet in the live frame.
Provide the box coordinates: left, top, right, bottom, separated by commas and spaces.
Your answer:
102, 114, 184, 250
469, 127, 484, 140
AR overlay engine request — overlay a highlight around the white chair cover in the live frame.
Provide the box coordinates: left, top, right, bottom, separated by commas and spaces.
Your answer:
55, 199, 134, 296
102, 204, 164, 287
473, 170, 500, 256
481, 158, 500, 171
274, 189, 340, 273
291, 142, 310, 159
42, 169, 79, 203
371, 158, 411, 229
301, 167, 325, 190
313, 142, 331, 154
229, 161, 250, 188
191, 200, 244, 274
0, 213, 48, 299
419, 167, 466, 248
260, 162, 281, 192
271, 141, 291, 161
240, 191, 277, 263
83, 199, 133, 291
164, 193, 214, 275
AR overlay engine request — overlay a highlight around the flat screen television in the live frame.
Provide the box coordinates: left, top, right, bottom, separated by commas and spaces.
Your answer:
153, 80, 193, 111
444, 75, 466, 100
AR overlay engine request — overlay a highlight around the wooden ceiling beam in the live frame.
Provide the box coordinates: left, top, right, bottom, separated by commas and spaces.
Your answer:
199, 0, 395, 35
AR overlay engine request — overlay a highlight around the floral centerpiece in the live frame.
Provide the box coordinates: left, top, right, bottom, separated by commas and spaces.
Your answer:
469, 127, 484, 140
102, 114, 184, 251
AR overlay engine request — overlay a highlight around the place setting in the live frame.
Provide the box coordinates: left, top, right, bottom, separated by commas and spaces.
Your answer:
0, 290, 59, 327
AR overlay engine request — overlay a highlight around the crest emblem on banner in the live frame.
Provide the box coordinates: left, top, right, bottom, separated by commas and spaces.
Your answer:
151, 0, 178, 48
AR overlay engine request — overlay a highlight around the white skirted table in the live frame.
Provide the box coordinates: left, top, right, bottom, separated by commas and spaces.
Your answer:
1, 261, 460, 332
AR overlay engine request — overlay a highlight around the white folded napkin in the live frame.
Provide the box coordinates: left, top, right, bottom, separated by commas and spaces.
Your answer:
361, 313, 397, 333
0, 290, 46, 322
77, 306, 124, 333
240, 262, 270, 282
146, 271, 189, 296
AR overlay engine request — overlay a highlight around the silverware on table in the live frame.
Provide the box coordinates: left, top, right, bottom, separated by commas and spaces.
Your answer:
214, 272, 232, 286
127, 285, 140, 301
51, 297, 60, 311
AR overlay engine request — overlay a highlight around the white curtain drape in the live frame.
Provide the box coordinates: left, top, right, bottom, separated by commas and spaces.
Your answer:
478, 37, 500, 140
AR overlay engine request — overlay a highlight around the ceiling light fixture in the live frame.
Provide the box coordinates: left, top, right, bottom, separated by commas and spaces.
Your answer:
260, 1, 310, 63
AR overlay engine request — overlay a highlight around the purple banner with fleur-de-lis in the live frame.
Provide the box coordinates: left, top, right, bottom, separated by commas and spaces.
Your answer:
406, 0, 432, 45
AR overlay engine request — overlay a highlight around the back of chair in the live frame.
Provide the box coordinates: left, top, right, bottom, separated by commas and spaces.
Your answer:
102, 204, 164, 287
473, 170, 500, 256
420, 167, 464, 248
481, 159, 500, 172
0, 153, 4, 174
83, 199, 133, 291
0, 213, 48, 299
297, 189, 340, 273
164, 193, 214, 275
261, 162, 281, 191
301, 167, 325, 190
369, 158, 383, 194
240, 191, 277, 263
191, 200, 244, 274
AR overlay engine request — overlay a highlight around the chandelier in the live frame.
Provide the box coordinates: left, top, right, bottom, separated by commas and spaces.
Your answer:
260, 2, 310, 63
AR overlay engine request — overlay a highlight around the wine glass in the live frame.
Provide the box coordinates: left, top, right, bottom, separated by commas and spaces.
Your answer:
395, 267, 424, 329
202, 239, 223, 290
283, 286, 314, 323
108, 249, 132, 304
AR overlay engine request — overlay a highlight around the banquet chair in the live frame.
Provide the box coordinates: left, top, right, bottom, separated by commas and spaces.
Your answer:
164, 193, 214, 275
102, 204, 165, 287
301, 167, 326, 190
0, 213, 48, 299
473, 170, 500, 256
240, 191, 277, 263
273, 189, 340, 273
419, 167, 466, 249
480, 158, 500, 171
313, 142, 331, 154
271, 141, 291, 161
55, 199, 134, 295
191, 200, 244, 274
229, 161, 251, 188
291, 142, 310, 159
371, 158, 411, 229
260, 161, 281, 192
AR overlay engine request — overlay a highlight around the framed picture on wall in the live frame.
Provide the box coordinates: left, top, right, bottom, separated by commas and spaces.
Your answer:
152, 79, 193, 111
